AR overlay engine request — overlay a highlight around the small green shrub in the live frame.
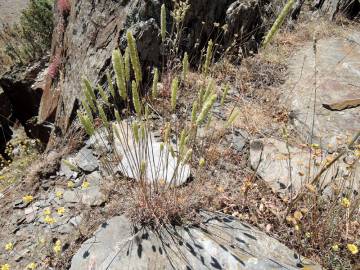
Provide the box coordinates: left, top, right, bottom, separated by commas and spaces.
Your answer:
0, 0, 54, 66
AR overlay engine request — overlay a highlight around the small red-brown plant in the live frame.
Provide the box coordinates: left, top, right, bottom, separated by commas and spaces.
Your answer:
57, 0, 71, 15
48, 55, 61, 79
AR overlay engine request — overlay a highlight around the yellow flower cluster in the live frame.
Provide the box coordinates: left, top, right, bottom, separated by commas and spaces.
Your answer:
347, 243, 358, 255
4, 242, 13, 251
341, 197, 351, 208
1, 264, 10, 270
22, 195, 34, 203
53, 240, 62, 255
44, 215, 56, 225
81, 180, 90, 189
26, 262, 37, 270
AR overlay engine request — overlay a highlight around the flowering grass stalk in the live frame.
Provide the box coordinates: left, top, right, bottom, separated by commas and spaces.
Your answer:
127, 31, 142, 85
171, 77, 179, 111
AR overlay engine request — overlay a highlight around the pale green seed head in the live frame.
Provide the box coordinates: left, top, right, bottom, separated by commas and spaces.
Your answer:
160, 4, 166, 42
171, 77, 179, 111
152, 67, 159, 99
112, 49, 127, 100
127, 31, 143, 85
131, 80, 142, 116
182, 52, 189, 81
196, 94, 217, 126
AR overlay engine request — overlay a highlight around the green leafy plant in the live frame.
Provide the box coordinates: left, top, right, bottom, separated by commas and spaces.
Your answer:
0, 0, 54, 66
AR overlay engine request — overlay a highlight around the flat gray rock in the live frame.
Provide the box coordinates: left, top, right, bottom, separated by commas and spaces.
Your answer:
74, 147, 99, 172
70, 213, 321, 270
63, 172, 105, 206
249, 138, 358, 198
113, 122, 191, 186
282, 32, 360, 150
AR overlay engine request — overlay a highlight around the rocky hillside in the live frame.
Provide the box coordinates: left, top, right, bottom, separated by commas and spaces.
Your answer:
0, 0, 359, 269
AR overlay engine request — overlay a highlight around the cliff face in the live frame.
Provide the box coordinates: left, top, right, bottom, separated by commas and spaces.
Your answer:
39, 0, 269, 138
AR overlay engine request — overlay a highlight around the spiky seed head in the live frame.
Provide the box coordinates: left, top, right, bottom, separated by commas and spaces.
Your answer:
84, 90, 96, 111
179, 129, 186, 155
140, 160, 147, 175
152, 67, 159, 99
227, 109, 240, 126
262, 0, 295, 48
191, 100, 198, 123
112, 49, 127, 100
132, 122, 139, 143
97, 84, 109, 105
82, 77, 96, 101
114, 109, 121, 123
221, 84, 229, 106
182, 52, 189, 81
203, 39, 213, 77
196, 94, 217, 126
204, 79, 215, 102
98, 105, 109, 129
127, 31, 143, 85
160, 4, 166, 42
164, 122, 171, 143
183, 148, 193, 162
81, 99, 93, 122
131, 80, 142, 116
171, 77, 179, 111
124, 47, 131, 83
77, 110, 95, 136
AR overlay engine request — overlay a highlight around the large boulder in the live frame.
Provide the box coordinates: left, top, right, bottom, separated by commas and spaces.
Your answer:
70, 213, 321, 270
40, 0, 272, 135
282, 31, 360, 150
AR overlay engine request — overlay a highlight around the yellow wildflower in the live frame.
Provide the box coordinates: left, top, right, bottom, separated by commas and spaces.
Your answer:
22, 195, 33, 203
332, 244, 339, 252
81, 181, 90, 189
26, 262, 37, 270
55, 191, 63, 199
305, 232, 311, 238
53, 240, 62, 255
67, 181, 74, 188
1, 264, 10, 270
4, 242, 13, 251
57, 207, 65, 216
44, 215, 56, 225
347, 243, 358, 255
43, 208, 51, 215
294, 225, 300, 231
293, 211, 303, 221
341, 197, 350, 208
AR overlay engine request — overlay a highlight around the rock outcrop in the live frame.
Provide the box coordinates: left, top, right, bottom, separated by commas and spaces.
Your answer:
0, 86, 13, 157
39, 0, 272, 136
315, 0, 360, 19
70, 213, 321, 270
0, 58, 51, 144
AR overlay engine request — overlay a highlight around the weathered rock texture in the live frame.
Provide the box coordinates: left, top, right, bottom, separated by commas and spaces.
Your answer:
0, 58, 51, 145
282, 31, 360, 150
315, 0, 360, 19
0, 86, 13, 157
40, 0, 273, 137
70, 213, 321, 270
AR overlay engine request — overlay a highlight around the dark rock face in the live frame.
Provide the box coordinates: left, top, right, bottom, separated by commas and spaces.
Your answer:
0, 59, 51, 145
315, 0, 360, 19
40, 0, 271, 135
0, 87, 13, 158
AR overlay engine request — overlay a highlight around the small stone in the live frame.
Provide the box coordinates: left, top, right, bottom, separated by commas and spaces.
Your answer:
74, 147, 99, 172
